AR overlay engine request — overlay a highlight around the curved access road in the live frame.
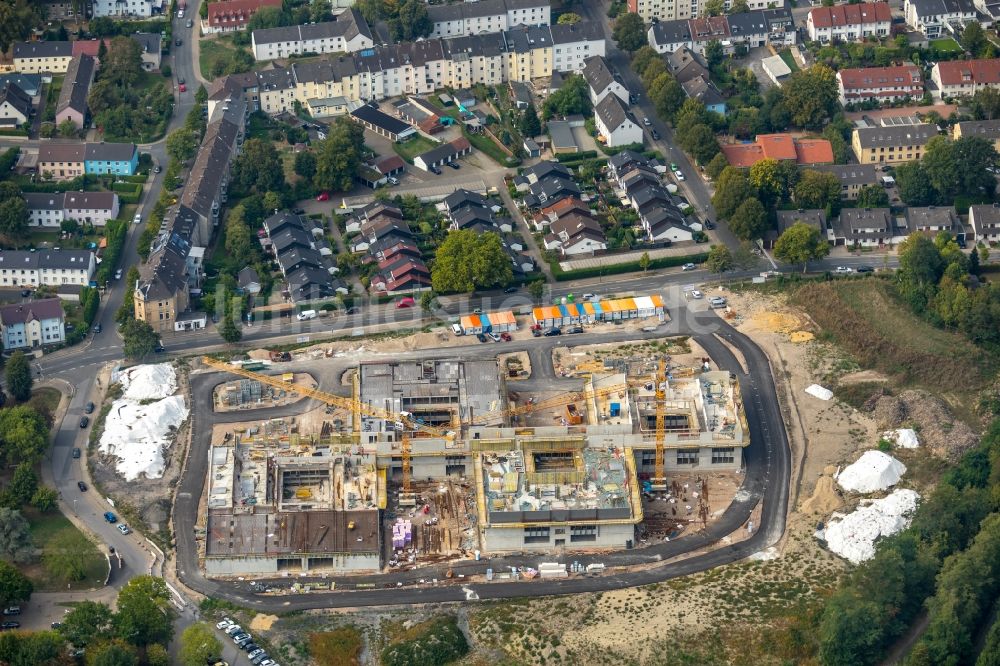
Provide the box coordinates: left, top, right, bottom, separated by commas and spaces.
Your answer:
172, 305, 791, 609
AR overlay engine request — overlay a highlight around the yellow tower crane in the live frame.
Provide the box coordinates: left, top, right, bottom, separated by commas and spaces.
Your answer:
651, 357, 668, 490
200, 357, 454, 494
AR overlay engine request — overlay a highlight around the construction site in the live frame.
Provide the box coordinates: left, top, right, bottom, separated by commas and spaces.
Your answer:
195, 344, 750, 576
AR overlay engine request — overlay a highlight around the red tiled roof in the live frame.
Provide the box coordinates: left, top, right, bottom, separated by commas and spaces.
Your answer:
208, 0, 283, 27
449, 136, 472, 152
838, 65, 922, 91
808, 2, 890, 28
72, 40, 109, 57
375, 155, 405, 174
541, 196, 588, 217
756, 134, 798, 161
794, 139, 834, 165
687, 16, 730, 41
935, 58, 1000, 86
721, 134, 833, 168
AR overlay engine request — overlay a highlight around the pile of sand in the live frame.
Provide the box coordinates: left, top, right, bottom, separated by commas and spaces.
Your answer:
800, 473, 842, 515
789, 331, 815, 343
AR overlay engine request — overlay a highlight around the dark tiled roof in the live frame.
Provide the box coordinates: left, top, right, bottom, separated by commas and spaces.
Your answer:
57, 54, 96, 116
0, 298, 63, 325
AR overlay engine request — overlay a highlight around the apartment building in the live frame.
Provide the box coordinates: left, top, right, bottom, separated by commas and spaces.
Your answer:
648, 7, 794, 55
427, 0, 551, 38
205, 0, 283, 34
851, 123, 937, 164
837, 65, 924, 106
0, 299, 65, 350
628, 0, 700, 22
0, 250, 95, 287
251, 9, 374, 60
904, 0, 976, 38
92, 0, 164, 17
952, 119, 1000, 151
970, 203, 1000, 242
810, 164, 879, 199
806, 2, 891, 42
931, 58, 1000, 100
13, 41, 73, 74
24, 191, 119, 228
551, 22, 605, 73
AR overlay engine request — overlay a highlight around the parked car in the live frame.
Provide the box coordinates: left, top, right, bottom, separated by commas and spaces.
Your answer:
153, 165, 161, 173
650, 129, 660, 140
690, 290, 703, 299
175, 38, 182, 46
315, 191, 330, 201
544, 328, 562, 336
114, 268, 122, 280
387, 175, 400, 185
251, 654, 270, 665
242, 644, 260, 653
709, 296, 727, 308
643, 117, 651, 126
103, 512, 117, 523
186, 18, 193, 27
84, 402, 95, 414
531, 327, 542, 337
133, 213, 141, 225
72, 447, 81, 459
77, 481, 87, 492
488, 332, 501, 342
93, 324, 102, 334
225, 625, 243, 636
178, 83, 186, 93
19, 289, 30, 297
79, 416, 89, 428
248, 649, 265, 659
673, 170, 685, 182
567, 326, 584, 334
447, 161, 460, 170
704, 220, 715, 230
1, 622, 20, 630
500, 332, 512, 342
834, 266, 853, 274
3, 607, 20, 615
217, 618, 234, 630
503, 286, 518, 293
856, 265, 874, 273
395, 296, 415, 308
430, 165, 442, 175
117, 524, 130, 535
476, 333, 488, 343
682, 263, 696, 271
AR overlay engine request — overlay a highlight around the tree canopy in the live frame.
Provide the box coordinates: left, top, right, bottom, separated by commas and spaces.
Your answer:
542, 74, 590, 120
314, 117, 366, 193
231, 138, 285, 194
705, 245, 734, 274
179, 623, 222, 666
389, 0, 432, 41
113, 576, 175, 648
856, 184, 889, 209
4, 351, 32, 402
782, 64, 838, 130
727, 198, 768, 241
0, 560, 31, 609
0, 508, 34, 565
711, 167, 756, 219
612, 12, 647, 52
773, 221, 829, 272
121, 320, 160, 360
0, 0, 39, 53
431, 230, 513, 293
794, 169, 841, 210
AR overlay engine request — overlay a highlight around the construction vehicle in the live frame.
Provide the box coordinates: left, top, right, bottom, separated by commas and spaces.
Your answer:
269, 351, 291, 362
200, 357, 454, 496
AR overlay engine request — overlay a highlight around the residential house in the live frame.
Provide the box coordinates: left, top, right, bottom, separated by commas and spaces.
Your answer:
85, 142, 139, 177
205, 0, 283, 34
931, 58, 1000, 99
681, 76, 726, 115
629, 0, 700, 22
594, 94, 643, 148
12, 41, 73, 74
0, 74, 40, 99
648, 19, 694, 54
832, 207, 896, 246
836, 65, 924, 106
969, 203, 1000, 242
904, 206, 964, 241
92, 0, 164, 18
0, 81, 32, 127
251, 9, 374, 60
0, 299, 65, 349
582, 56, 628, 106
904, 0, 977, 38
134, 228, 195, 334
24, 191, 119, 228
688, 16, 731, 56
524, 173, 583, 208
351, 103, 416, 142
427, 0, 551, 39
550, 22, 606, 73
667, 47, 709, 85
626, 181, 695, 242
953, 119, 1000, 150
727, 10, 773, 49
721, 134, 834, 168
237, 266, 261, 295
544, 210, 607, 256
413, 137, 473, 172
770, 209, 827, 247
607, 150, 665, 185
0, 250, 95, 287
851, 123, 937, 164
264, 211, 345, 301
810, 164, 879, 199
132, 32, 163, 71
55, 54, 96, 129
806, 2, 891, 42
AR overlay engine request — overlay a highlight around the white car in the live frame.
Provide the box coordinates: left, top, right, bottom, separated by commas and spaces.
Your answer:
216, 618, 233, 630
834, 266, 853, 274
673, 170, 685, 182
682, 263, 696, 271
690, 290, 703, 299
709, 296, 727, 308
643, 117, 652, 126
132, 213, 141, 225
117, 524, 130, 535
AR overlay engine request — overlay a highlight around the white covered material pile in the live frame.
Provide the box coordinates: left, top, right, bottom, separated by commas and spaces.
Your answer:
837, 451, 906, 493
883, 428, 920, 449
119, 363, 178, 400
805, 384, 833, 401
99, 364, 188, 481
823, 489, 920, 563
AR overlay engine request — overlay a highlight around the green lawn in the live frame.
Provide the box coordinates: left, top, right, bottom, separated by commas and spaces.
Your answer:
24, 509, 108, 591
930, 38, 962, 52
199, 36, 241, 81
392, 135, 441, 163
464, 128, 519, 166
27, 388, 62, 423
42, 77, 63, 123
778, 49, 800, 73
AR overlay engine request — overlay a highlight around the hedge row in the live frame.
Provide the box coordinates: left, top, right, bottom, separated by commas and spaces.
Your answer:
556, 150, 598, 163
550, 252, 708, 281
111, 182, 142, 195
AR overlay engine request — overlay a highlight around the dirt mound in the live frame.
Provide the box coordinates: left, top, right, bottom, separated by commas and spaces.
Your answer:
800, 475, 841, 515
870, 390, 978, 462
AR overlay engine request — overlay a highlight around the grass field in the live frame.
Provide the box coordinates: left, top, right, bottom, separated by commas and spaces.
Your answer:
392, 135, 440, 163
199, 36, 244, 81
790, 279, 993, 395
778, 49, 800, 73
24, 509, 108, 591
930, 37, 962, 52
310, 627, 363, 666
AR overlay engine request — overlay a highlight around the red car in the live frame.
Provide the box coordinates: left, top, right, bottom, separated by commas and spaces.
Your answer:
395, 296, 415, 308
178, 83, 186, 93
316, 191, 330, 201
500, 332, 512, 342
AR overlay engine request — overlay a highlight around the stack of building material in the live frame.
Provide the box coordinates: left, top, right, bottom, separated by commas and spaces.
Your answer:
538, 562, 568, 578
392, 519, 413, 549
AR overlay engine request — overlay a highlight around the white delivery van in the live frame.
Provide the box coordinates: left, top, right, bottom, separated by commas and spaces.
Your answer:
296, 310, 317, 321
451, 323, 464, 335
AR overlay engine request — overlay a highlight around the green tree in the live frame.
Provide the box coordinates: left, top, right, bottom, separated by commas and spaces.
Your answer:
103, 36, 142, 89
60, 601, 114, 648
773, 221, 829, 272
542, 74, 590, 120
681, 124, 720, 164
7, 464, 36, 507
612, 12, 647, 52
165, 127, 199, 164
113, 576, 175, 648
794, 169, 841, 210
314, 117, 365, 192
0, 630, 64, 666
431, 230, 513, 293
705, 152, 728, 180
0, 0, 39, 54
195, 85, 208, 106
518, 105, 541, 138
704, 40, 724, 70
822, 125, 850, 163
703, 0, 725, 15
4, 351, 32, 402
30, 486, 57, 513
558, 12, 582, 24
120, 319, 159, 360
262, 190, 282, 213
294, 150, 317, 181
224, 206, 255, 259
247, 5, 285, 31
219, 315, 242, 344
0, 560, 31, 609
419, 291, 436, 310
728, 0, 750, 12
58, 117, 78, 138
728, 198, 767, 241
971, 87, 1000, 120
631, 46, 660, 76
0, 407, 49, 466
309, 0, 331, 22
923, 135, 959, 198
674, 98, 711, 138
712, 166, 755, 219
232, 138, 285, 194
389, 0, 432, 41
856, 184, 889, 208
43, 529, 90, 581
648, 73, 686, 121
895, 162, 935, 206
961, 21, 989, 58
952, 135, 999, 198
639, 252, 651, 272
705, 245, 734, 275
0, 197, 28, 239
179, 622, 222, 666
782, 64, 838, 130
897, 234, 944, 312
86, 639, 139, 666
0, 508, 34, 564
528, 280, 545, 301
749, 158, 786, 205
146, 644, 169, 666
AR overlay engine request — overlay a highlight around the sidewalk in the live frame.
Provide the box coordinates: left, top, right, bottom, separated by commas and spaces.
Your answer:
559, 244, 700, 271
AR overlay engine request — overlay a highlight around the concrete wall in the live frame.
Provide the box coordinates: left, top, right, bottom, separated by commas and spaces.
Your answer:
205, 552, 379, 576
632, 445, 743, 474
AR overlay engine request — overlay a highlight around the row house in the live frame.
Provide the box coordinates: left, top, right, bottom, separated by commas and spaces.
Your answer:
92, 0, 164, 18
13, 41, 72, 74
628, 0, 700, 22
970, 203, 1000, 242
806, 2, 891, 43
24, 191, 119, 228
205, 0, 283, 34
543, 209, 608, 256
649, 5, 794, 55
347, 203, 431, 294
251, 9, 374, 61
55, 54, 96, 129
38, 142, 138, 181
427, 0, 551, 38
931, 58, 1000, 100
0, 250, 95, 287
263, 211, 346, 302
904, 0, 977, 38
837, 65, 924, 106
610, 151, 695, 243
851, 123, 937, 164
